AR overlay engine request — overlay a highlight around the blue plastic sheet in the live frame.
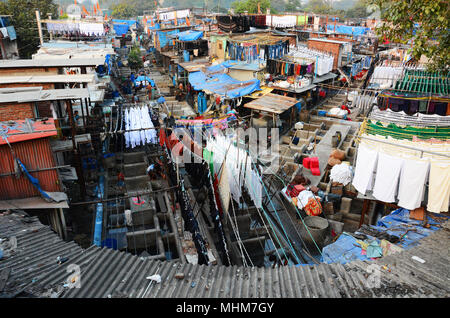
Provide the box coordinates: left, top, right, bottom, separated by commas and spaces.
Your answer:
16, 159, 52, 201
158, 30, 179, 48
321, 208, 449, 264
187, 60, 260, 98
112, 19, 137, 26
327, 24, 370, 36
113, 23, 129, 36
189, 72, 260, 99
177, 30, 203, 41
134, 75, 155, 87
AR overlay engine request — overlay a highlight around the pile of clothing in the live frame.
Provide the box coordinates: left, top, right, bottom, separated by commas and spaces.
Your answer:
285, 174, 322, 216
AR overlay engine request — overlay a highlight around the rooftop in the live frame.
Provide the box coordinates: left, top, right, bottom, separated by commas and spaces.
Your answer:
0, 211, 449, 298
0, 118, 57, 145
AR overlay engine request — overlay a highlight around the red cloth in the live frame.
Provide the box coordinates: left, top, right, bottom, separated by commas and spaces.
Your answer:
341, 105, 351, 114
303, 157, 311, 169
159, 128, 166, 147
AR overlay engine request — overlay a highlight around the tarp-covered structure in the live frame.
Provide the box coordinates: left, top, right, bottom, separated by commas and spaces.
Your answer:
157, 29, 180, 48
113, 19, 138, 36
175, 30, 204, 41
134, 75, 155, 87
188, 60, 261, 99
327, 24, 370, 36
321, 208, 449, 264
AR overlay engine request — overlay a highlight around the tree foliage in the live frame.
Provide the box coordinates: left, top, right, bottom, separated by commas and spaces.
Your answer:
111, 2, 137, 19
128, 45, 143, 71
0, 0, 57, 58
346, 0, 370, 18
285, 0, 302, 12
231, 0, 275, 14
305, 0, 334, 14
369, 0, 450, 71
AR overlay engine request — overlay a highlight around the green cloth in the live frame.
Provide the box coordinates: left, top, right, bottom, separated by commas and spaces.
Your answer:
297, 16, 306, 25
203, 149, 214, 175
366, 120, 450, 140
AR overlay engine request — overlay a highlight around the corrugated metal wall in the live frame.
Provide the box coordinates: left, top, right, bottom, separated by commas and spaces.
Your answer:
0, 138, 61, 200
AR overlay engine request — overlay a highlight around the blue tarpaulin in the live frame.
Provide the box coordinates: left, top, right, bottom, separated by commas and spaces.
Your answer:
113, 23, 129, 36
189, 61, 260, 99
158, 29, 180, 48
176, 30, 203, 41
134, 75, 155, 87
112, 19, 137, 26
321, 208, 449, 264
327, 24, 370, 36
16, 158, 51, 201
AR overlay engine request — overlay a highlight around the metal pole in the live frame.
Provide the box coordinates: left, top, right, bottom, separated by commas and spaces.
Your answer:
36, 10, 44, 46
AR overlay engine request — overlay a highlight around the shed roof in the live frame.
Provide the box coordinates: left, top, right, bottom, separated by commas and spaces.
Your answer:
244, 93, 298, 114
0, 118, 57, 145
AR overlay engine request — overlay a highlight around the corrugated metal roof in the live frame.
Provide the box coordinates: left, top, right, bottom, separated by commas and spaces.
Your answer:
1, 212, 449, 298
0, 137, 61, 200
0, 118, 57, 145
244, 93, 298, 114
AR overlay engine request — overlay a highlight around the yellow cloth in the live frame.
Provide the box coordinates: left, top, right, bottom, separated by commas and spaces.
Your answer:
427, 161, 450, 213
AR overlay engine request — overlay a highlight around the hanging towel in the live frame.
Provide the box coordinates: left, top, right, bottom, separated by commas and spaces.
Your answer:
352, 145, 379, 194
397, 158, 429, 210
427, 161, 450, 213
372, 152, 404, 203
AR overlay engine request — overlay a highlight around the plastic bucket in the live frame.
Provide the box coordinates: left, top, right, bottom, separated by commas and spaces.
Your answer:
183, 50, 190, 62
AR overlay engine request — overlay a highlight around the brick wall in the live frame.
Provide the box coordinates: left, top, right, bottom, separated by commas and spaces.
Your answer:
307, 39, 341, 69
0, 103, 34, 121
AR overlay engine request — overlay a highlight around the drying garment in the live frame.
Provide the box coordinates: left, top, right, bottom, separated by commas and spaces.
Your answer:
372, 153, 405, 203
218, 163, 231, 215
397, 159, 429, 210
352, 145, 379, 195
427, 161, 450, 213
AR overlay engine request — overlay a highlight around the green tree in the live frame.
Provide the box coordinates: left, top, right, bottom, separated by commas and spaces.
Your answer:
128, 45, 143, 71
369, 0, 449, 71
231, 0, 276, 14
111, 2, 137, 19
346, 0, 370, 18
285, 0, 302, 12
306, 0, 334, 14
0, 0, 57, 58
